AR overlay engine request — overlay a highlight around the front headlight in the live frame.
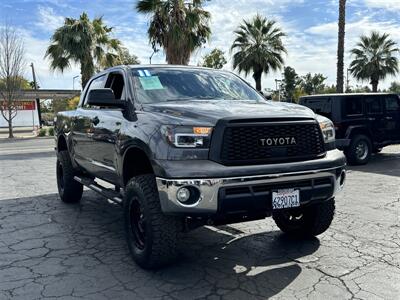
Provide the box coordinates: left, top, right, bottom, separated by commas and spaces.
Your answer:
316, 115, 335, 144
161, 125, 213, 148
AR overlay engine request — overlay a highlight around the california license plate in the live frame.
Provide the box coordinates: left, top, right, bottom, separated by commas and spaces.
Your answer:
272, 189, 300, 209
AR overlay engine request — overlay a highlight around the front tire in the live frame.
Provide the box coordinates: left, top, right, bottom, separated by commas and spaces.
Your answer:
345, 134, 372, 165
273, 198, 335, 237
56, 150, 83, 203
124, 174, 182, 269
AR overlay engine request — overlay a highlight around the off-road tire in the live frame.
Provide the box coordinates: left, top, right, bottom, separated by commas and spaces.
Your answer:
345, 134, 372, 165
273, 198, 335, 237
56, 150, 83, 203
124, 174, 182, 269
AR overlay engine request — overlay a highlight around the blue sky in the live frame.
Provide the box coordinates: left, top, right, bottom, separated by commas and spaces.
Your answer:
1, 0, 399, 90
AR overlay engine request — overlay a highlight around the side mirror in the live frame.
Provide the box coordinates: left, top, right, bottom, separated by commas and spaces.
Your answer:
86, 88, 125, 108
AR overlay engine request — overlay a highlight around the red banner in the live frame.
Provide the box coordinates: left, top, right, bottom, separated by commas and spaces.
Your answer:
0, 101, 36, 110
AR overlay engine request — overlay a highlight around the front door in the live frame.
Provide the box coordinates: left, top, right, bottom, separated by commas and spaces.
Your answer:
383, 95, 400, 141
72, 74, 107, 172
87, 71, 127, 184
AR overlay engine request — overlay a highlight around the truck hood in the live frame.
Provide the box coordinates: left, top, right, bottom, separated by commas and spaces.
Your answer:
142, 100, 316, 125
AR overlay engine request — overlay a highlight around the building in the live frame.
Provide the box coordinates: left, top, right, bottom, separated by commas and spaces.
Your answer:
0, 100, 40, 128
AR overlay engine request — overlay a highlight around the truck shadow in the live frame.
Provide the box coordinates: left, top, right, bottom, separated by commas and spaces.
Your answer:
0, 191, 320, 299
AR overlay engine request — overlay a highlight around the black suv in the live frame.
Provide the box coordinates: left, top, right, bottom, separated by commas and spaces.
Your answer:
300, 93, 400, 165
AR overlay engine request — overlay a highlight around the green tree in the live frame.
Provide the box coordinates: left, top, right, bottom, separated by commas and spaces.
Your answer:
45, 12, 122, 88
388, 81, 400, 93
231, 14, 287, 91
136, 0, 211, 65
118, 47, 140, 65
201, 48, 227, 69
349, 31, 399, 92
336, 0, 346, 92
282, 66, 298, 101
299, 73, 327, 95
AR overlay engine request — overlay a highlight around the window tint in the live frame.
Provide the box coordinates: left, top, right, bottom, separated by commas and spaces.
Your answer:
105, 73, 125, 100
300, 97, 332, 118
365, 97, 382, 114
344, 97, 363, 115
84, 75, 106, 106
385, 96, 400, 111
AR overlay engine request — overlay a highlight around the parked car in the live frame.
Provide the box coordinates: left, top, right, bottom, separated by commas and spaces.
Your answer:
55, 65, 346, 269
300, 93, 400, 165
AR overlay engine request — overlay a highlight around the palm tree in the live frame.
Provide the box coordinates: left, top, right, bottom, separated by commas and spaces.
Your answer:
336, 0, 346, 93
231, 15, 287, 91
45, 12, 122, 88
136, 0, 211, 65
349, 31, 399, 92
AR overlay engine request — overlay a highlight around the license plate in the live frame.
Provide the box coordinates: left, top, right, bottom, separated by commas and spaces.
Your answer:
272, 189, 300, 210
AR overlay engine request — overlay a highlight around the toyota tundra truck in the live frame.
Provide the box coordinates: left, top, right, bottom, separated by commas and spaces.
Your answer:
55, 65, 346, 269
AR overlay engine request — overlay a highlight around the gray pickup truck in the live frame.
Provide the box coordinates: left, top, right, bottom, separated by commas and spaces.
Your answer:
55, 65, 346, 269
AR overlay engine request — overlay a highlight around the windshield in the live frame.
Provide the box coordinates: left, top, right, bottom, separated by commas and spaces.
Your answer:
131, 67, 264, 104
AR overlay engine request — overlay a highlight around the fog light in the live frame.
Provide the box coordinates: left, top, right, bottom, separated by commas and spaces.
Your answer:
176, 187, 191, 203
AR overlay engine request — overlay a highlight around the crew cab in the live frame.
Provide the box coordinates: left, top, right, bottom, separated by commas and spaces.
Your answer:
55, 65, 346, 269
300, 93, 400, 165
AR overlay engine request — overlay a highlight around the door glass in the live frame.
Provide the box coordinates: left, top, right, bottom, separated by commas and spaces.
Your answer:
365, 97, 382, 114
105, 73, 125, 100
83, 75, 106, 107
344, 97, 363, 116
300, 97, 332, 119
385, 96, 400, 111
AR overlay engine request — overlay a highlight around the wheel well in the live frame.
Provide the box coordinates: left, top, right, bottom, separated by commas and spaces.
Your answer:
57, 135, 68, 152
123, 148, 154, 185
348, 128, 371, 141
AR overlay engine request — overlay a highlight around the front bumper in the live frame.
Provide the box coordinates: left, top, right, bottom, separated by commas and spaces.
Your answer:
156, 160, 346, 216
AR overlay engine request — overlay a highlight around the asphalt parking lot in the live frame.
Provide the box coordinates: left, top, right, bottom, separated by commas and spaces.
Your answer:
0, 138, 399, 300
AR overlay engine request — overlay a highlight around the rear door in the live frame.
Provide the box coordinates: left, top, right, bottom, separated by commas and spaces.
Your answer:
383, 94, 400, 141
364, 95, 385, 143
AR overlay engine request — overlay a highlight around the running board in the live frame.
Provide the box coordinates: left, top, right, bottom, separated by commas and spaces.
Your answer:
74, 176, 123, 205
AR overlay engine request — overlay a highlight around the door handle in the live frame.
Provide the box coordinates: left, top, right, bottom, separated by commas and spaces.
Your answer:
91, 116, 100, 125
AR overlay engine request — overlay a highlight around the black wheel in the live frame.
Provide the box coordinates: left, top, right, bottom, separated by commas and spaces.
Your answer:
273, 198, 335, 237
124, 174, 182, 269
56, 150, 83, 203
345, 134, 372, 165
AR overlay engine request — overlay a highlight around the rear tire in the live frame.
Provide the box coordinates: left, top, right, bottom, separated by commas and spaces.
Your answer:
273, 198, 335, 237
124, 174, 182, 269
345, 134, 372, 165
56, 150, 83, 203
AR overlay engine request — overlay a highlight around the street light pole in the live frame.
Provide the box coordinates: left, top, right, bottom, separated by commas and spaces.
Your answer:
72, 75, 79, 90
346, 68, 350, 92
30, 63, 41, 128
149, 49, 159, 65
275, 79, 282, 101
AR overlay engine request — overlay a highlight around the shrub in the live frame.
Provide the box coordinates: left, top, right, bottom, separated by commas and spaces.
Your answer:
38, 128, 47, 137
48, 127, 55, 136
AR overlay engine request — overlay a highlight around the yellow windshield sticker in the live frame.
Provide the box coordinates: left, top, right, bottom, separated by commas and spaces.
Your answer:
139, 76, 164, 90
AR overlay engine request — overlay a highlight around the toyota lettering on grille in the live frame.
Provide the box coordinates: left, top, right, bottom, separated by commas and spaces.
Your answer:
259, 137, 297, 146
